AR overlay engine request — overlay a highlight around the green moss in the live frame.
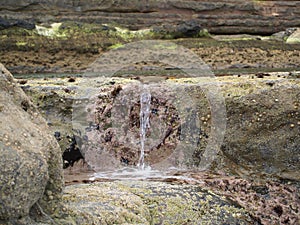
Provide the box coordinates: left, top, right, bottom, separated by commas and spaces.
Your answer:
108, 43, 125, 50
16, 41, 27, 47
153, 43, 178, 50
198, 29, 211, 38
36, 23, 66, 38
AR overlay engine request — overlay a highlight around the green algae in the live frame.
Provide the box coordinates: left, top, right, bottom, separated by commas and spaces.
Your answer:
60, 181, 255, 225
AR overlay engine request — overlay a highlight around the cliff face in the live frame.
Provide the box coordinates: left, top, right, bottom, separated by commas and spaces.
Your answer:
0, 0, 300, 34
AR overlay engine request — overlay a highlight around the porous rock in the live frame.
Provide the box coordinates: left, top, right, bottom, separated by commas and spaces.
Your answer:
0, 63, 64, 223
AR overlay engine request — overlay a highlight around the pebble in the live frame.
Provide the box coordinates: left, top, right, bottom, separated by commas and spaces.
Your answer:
290, 124, 295, 128
274, 99, 279, 102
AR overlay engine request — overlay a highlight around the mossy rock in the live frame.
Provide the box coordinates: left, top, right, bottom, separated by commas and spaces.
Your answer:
60, 181, 257, 225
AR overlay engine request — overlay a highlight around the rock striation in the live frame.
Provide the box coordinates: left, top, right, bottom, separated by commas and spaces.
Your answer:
0, 0, 300, 35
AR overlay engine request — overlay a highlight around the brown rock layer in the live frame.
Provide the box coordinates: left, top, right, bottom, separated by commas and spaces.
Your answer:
1, 0, 300, 34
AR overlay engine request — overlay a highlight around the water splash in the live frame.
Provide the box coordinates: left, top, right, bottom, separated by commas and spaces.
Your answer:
90, 166, 200, 183
137, 87, 151, 169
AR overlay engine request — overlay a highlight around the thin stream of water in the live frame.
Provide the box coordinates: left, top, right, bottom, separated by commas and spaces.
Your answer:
137, 88, 151, 170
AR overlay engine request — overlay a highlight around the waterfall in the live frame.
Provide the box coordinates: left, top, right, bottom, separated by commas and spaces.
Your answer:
137, 88, 151, 170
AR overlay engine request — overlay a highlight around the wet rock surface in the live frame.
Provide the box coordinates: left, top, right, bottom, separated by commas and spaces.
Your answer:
21, 73, 300, 182
0, 64, 64, 224
61, 181, 259, 225
1, 64, 300, 224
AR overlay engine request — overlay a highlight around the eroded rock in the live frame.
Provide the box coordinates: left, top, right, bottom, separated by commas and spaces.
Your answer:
21, 73, 300, 182
0, 63, 64, 224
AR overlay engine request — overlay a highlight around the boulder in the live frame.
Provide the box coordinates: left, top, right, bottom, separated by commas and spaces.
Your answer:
218, 75, 300, 181
0, 63, 64, 224
152, 20, 205, 38
286, 28, 300, 44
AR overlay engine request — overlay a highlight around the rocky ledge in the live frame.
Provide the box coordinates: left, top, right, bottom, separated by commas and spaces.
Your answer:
1, 0, 300, 35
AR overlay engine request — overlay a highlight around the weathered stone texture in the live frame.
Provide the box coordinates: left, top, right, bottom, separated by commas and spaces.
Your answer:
0, 63, 64, 223
1, 0, 300, 34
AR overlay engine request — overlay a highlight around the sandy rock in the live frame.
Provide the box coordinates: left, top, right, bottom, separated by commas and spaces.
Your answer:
0, 63, 64, 223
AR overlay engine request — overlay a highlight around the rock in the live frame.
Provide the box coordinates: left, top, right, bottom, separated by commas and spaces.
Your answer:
0, 18, 35, 30
286, 28, 300, 44
152, 20, 205, 38
1, 0, 300, 35
0, 64, 64, 223
21, 73, 300, 182
61, 181, 258, 224
272, 28, 297, 40
62, 135, 84, 169
219, 74, 300, 181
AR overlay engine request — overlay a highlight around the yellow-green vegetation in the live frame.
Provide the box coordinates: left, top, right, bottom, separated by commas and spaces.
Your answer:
0, 21, 213, 54
15, 41, 27, 47
198, 29, 211, 38
108, 43, 125, 50
35, 23, 66, 38
153, 42, 178, 50
59, 181, 254, 224
112, 26, 154, 41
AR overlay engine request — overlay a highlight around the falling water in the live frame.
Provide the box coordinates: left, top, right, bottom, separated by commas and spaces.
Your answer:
137, 88, 151, 170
